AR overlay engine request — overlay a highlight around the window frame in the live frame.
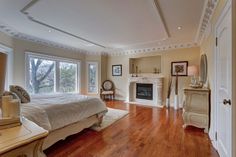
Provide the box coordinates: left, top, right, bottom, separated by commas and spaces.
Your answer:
25, 52, 81, 94
86, 61, 98, 94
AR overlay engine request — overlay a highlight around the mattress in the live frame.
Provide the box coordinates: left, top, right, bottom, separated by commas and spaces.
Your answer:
21, 93, 107, 131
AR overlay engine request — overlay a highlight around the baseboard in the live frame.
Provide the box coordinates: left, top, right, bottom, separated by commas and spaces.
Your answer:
208, 128, 217, 151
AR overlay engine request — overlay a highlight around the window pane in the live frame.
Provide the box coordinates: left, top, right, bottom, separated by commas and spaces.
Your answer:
88, 63, 97, 93
59, 62, 77, 93
29, 57, 55, 94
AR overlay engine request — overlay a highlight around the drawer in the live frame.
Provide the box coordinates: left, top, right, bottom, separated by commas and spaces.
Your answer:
183, 112, 209, 129
189, 114, 208, 127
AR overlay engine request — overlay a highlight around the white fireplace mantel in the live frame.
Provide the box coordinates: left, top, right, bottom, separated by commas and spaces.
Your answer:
127, 73, 164, 107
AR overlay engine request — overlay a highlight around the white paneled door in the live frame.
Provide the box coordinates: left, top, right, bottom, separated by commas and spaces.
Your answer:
215, 1, 232, 157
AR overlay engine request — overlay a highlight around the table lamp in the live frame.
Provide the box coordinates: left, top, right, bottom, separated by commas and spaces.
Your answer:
188, 65, 200, 87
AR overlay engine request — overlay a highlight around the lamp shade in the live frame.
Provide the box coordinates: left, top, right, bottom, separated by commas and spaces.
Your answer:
0, 52, 7, 95
188, 65, 199, 76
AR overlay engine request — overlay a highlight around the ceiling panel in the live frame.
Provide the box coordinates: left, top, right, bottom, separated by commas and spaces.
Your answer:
0, 0, 206, 54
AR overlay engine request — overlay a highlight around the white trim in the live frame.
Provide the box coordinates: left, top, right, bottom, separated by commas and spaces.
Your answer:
195, 0, 209, 42
86, 61, 98, 94
25, 51, 80, 63
0, 43, 13, 90
25, 52, 81, 94
213, 0, 232, 155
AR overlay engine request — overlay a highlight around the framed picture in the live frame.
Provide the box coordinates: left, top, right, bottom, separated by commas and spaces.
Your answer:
112, 64, 122, 76
171, 61, 188, 76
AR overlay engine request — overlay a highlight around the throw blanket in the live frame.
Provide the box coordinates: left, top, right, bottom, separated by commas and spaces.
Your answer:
21, 94, 107, 131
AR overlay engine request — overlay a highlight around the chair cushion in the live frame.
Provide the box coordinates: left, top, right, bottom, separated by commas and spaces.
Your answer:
101, 91, 114, 95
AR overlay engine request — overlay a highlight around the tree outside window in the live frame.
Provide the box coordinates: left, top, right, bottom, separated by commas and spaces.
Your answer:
27, 54, 79, 94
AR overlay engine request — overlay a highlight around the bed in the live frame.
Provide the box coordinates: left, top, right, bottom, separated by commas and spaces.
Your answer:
20, 93, 107, 150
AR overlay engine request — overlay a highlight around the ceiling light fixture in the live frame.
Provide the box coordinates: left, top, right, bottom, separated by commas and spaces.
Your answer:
48, 30, 52, 33
85, 43, 95, 47
177, 26, 182, 30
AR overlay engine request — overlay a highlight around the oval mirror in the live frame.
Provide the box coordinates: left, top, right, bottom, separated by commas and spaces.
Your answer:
200, 54, 207, 84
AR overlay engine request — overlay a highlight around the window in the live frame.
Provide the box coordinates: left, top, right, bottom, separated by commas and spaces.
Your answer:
87, 62, 98, 94
59, 62, 77, 93
26, 52, 80, 94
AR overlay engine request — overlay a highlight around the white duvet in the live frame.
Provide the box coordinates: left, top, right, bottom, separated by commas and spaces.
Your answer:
21, 94, 107, 131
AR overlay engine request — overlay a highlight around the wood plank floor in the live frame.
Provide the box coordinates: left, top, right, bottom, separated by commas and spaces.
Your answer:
45, 100, 219, 157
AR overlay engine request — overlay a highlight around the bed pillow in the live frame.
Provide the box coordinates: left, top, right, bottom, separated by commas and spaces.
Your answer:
2, 91, 20, 100
10, 85, 31, 103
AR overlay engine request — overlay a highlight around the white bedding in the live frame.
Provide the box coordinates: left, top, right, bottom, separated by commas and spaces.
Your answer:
21, 94, 107, 131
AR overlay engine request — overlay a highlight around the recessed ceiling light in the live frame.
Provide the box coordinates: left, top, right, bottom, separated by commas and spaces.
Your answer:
177, 26, 182, 30
85, 43, 95, 47
48, 30, 52, 33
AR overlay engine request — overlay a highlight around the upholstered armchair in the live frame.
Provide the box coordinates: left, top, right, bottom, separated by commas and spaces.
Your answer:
100, 80, 115, 100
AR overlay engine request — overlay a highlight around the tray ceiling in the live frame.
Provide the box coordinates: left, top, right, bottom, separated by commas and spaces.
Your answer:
0, 0, 207, 55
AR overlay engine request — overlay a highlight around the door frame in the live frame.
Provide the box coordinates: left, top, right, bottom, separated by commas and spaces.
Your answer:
232, 0, 236, 156
213, 0, 233, 156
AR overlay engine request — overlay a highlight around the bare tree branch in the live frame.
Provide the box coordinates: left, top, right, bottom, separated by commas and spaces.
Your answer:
38, 64, 54, 82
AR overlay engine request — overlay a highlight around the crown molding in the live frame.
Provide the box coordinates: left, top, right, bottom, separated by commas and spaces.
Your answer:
0, 22, 199, 56
108, 42, 199, 56
195, 0, 219, 43
0, 21, 200, 56
0, 21, 90, 55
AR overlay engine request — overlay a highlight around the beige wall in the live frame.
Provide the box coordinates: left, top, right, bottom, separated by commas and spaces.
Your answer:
12, 38, 87, 92
0, 32, 13, 48
199, 0, 228, 142
0, 32, 106, 96
107, 47, 200, 106
131, 55, 161, 74
0, 33, 99, 95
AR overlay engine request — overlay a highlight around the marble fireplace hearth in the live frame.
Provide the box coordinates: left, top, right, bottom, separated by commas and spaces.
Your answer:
126, 74, 164, 107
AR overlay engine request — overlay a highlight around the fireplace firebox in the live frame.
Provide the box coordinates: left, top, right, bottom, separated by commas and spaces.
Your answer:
136, 83, 153, 100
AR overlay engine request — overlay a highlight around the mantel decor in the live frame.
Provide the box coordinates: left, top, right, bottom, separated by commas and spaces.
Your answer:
112, 64, 122, 76
171, 61, 188, 76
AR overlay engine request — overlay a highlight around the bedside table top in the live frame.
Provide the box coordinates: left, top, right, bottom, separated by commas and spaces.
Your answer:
0, 117, 48, 154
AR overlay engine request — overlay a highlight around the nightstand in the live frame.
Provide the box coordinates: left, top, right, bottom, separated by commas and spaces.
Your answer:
0, 117, 48, 157
182, 87, 210, 133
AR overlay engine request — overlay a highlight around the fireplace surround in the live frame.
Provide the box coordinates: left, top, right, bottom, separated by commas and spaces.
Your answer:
127, 73, 164, 107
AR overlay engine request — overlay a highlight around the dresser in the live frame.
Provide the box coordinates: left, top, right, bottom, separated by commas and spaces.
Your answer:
182, 88, 210, 133
0, 117, 48, 157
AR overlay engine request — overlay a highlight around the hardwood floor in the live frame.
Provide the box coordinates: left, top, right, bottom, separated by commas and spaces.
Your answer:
45, 101, 219, 157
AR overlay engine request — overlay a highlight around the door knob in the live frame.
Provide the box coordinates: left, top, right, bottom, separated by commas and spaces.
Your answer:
223, 99, 231, 105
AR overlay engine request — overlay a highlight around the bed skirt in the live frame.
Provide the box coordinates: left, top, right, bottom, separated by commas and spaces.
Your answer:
43, 114, 101, 150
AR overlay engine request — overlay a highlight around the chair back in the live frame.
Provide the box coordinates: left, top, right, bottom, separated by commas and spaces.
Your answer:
102, 80, 114, 91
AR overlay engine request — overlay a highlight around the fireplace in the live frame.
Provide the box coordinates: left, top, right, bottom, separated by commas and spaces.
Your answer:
136, 83, 153, 100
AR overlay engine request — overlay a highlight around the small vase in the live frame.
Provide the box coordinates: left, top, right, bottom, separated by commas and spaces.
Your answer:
166, 98, 170, 108
174, 95, 179, 110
